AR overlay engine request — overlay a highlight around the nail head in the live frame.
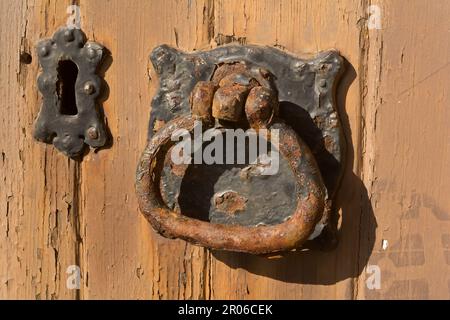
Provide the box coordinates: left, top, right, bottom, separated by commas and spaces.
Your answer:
84, 82, 96, 95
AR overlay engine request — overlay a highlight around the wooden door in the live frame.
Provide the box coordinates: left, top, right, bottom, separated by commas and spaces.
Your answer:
1, 0, 449, 299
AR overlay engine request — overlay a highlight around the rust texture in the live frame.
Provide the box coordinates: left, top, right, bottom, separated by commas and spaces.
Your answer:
136, 115, 326, 254
136, 59, 337, 253
148, 45, 345, 212
213, 191, 248, 215
191, 63, 278, 127
137, 44, 345, 253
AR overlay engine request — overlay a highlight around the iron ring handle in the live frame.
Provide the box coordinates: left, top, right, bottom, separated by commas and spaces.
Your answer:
135, 114, 326, 254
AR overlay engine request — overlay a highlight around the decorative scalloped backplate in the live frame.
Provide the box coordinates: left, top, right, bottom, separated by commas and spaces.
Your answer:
34, 27, 107, 157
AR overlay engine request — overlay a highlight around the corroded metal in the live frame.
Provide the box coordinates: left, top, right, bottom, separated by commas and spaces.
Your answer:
33, 27, 107, 157
136, 115, 326, 254
137, 44, 345, 253
148, 45, 345, 199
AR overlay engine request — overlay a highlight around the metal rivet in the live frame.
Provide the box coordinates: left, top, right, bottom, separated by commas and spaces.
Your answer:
39, 46, 49, 57
39, 76, 52, 91
64, 29, 75, 42
86, 48, 96, 59
293, 61, 305, 72
319, 79, 327, 88
83, 82, 96, 95
87, 127, 98, 139
42, 77, 50, 87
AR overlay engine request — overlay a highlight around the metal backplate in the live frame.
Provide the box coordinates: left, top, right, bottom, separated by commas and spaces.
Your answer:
34, 27, 107, 158
148, 44, 345, 245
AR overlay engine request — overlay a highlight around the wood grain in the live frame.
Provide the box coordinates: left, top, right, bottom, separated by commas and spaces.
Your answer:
0, 0, 82, 300
357, 0, 450, 299
0, 0, 448, 299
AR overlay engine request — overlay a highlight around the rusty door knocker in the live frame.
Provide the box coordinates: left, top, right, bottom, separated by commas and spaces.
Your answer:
136, 45, 345, 254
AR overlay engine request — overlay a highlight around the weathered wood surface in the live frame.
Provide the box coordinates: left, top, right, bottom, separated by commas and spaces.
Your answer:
0, 0, 448, 299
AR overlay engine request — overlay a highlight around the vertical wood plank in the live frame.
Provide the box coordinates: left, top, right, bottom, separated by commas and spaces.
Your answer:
209, 0, 367, 300
0, 0, 83, 299
78, 0, 214, 299
76, 0, 368, 299
357, 0, 450, 299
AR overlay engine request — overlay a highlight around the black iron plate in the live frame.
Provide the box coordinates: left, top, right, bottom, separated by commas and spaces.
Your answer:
148, 44, 345, 240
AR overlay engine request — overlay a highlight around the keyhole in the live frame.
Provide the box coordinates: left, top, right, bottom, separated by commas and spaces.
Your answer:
57, 60, 78, 115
